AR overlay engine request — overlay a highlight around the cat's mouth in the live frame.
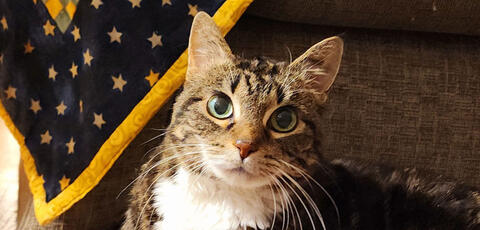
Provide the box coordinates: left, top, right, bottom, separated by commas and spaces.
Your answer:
227, 166, 248, 174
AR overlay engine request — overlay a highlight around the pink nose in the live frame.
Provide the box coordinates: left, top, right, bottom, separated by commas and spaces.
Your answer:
234, 140, 256, 160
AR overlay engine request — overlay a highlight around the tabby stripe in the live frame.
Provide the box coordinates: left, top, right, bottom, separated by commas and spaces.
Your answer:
175, 97, 202, 119
244, 74, 253, 94
231, 75, 241, 94
276, 87, 284, 104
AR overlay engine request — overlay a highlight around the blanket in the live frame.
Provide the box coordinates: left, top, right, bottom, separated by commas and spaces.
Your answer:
0, 0, 252, 225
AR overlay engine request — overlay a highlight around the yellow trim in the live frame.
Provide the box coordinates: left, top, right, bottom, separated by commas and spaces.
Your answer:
0, 0, 253, 225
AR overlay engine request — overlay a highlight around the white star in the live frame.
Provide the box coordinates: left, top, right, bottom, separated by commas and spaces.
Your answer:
112, 74, 127, 92
4, 85, 16, 99
93, 112, 106, 129
48, 65, 57, 81
128, 0, 142, 8
108, 27, 122, 44
148, 32, 163, 48
71, 26, 81, 42
40, 130, 52, 144
56, 101, 67, 115
188, 4, 198, 17
70, 62, 78, 78
91, 0, 103, 9
79, 100, 83, 113
66, 137, 75, 154
1, 16, 7, 30
30, 99, 41, 114
83, 49, 94, 66
162, 0, 171, 6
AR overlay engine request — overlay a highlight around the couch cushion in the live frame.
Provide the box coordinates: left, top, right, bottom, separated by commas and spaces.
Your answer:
247, 0, 480, 36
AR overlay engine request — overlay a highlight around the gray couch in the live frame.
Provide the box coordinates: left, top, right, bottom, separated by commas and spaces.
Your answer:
18, 1, 480, 229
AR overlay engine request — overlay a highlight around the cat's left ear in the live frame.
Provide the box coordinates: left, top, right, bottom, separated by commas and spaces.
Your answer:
187, 12, 233, 78
290, 36, 344, 93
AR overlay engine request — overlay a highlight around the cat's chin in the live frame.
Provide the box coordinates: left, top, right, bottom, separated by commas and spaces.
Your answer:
209, 164, 271, 188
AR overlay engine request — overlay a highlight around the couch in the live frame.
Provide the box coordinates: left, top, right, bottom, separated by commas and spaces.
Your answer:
18, 0, 480, 229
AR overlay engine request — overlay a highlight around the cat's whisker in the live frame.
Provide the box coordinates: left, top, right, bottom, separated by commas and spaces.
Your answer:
270, 176, 287, 230
117, 153, 203, 199
134, 191, 155, 230
276, 170, 314, 230
277, 168, 326, 230
279, 160, 341, 227
272, 175, 300, 230
267, 177, 277, 230
144, 143, 212, 159
140, 130, 173, 146
137, 157, 206, 221
269, 175, 286, 230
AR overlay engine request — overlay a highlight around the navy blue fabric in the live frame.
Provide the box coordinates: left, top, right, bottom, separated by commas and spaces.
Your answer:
0, 0, 224, 202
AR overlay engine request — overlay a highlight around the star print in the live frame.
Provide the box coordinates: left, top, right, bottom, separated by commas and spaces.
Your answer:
83, 49, 94, 66
112, 74, 127, 92
188, 4, 199, 17
71, 26, 81, 42
48, 65, 57, 81
30, 99, 42, 114
24, 40, 35, 54
148, 32, 163, 48
145, 69, 159, 87
40, 130, 52, 144
4, 85, 16, 99
91, 0, 103, 9
59, 175, 70, 191
93, 112, 106, 129
128, 0, 142, 8
79, 100, 83, 113
0, 16, 7, 30
56, 101, 67, 115
66, 137, 75, 154
43, 20, 55, 36
108, 27, 122, 44
70, 62, 78, 78
162, 0, 171, 6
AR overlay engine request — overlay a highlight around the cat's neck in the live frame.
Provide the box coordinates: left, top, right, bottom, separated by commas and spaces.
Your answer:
152, 167, 275, 229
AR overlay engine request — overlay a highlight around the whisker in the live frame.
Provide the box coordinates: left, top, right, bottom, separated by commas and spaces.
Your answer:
277, 168, 325, 230
272, 176, 300, 230
279, 159, 340, 227
140, 130, 173, 145
268, 177, 277, 230
116, 152, 203, 199
276, 169, 314, 230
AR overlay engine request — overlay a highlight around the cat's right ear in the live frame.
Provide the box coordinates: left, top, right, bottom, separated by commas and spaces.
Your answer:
289, 36, 344, 93
187, 12, 233, 79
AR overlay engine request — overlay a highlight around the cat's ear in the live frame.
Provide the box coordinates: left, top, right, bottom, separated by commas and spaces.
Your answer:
290, 36, 343, 93
187, 12, 233, 77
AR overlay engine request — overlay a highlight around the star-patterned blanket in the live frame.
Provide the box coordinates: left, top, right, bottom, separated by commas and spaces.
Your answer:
0, 0, 252, 225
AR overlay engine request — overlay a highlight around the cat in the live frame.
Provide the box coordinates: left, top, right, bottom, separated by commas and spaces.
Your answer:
121, 12, 480, 230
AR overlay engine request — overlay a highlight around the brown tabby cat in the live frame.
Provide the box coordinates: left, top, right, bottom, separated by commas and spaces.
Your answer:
122, 12, 480, 230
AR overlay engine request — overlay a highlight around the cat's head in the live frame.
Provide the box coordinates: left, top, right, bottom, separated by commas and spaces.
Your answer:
165, 12, 343, 188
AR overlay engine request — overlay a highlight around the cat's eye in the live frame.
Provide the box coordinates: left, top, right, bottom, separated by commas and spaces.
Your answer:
269, 107, 297, 133
207, 94, 233, 119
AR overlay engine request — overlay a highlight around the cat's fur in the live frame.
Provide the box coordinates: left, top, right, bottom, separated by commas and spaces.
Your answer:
122, 12, 480, 230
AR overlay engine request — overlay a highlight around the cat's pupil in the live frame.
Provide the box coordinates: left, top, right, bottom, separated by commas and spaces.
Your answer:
276, 110, 292, 128
214, 97, 229, 115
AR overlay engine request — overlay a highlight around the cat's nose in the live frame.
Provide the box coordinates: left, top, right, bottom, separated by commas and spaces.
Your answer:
234, 140, 256, 160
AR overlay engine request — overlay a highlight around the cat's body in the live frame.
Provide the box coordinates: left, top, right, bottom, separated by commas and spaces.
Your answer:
122, 12, 480, 230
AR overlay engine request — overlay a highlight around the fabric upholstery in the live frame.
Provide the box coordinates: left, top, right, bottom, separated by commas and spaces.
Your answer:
18, 14, 480, 230
247, 0, 480, 36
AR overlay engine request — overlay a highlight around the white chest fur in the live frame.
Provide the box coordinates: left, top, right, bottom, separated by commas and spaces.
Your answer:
152, 168, 275, 230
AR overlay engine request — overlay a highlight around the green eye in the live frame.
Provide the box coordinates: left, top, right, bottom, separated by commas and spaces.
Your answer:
269, 107, 297, 133
207, 94, 233, 119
